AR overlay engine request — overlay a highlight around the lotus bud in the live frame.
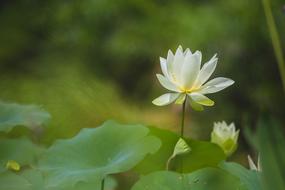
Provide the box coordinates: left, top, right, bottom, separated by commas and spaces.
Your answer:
211, 121, 239, 156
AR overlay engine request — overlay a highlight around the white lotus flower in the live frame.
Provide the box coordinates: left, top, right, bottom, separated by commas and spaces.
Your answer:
211, 121, 239, 156
152, 46, 234, 110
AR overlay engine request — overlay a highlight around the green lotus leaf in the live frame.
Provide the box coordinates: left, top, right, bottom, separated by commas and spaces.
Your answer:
132, 168, 247, 190
0, 102, 50, 133
71, 177, 117, 190
219, 162, 262, 190
134, 126, 226, 174
38, 120, 161, 189
0, 137, 43, 173
0, 169, 117, 190
0, 170, 39, 190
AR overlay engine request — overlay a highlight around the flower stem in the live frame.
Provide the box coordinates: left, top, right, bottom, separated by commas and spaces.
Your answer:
180, 96, 187, 138
262, 0, 285, 94
101, 179, 105, 190
180, 96, 187, 173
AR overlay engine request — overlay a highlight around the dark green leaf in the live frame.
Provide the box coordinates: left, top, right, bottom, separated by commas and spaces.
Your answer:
134, 126, 226, 174
132, 168, 247, 190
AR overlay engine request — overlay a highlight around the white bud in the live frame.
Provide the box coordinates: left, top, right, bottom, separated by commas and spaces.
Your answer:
211, 121, 239, 156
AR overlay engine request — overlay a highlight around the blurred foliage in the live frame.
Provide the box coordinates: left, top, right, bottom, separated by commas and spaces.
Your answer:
0, 0, 285, 131
1, 1, 285, 189
0, 0, 284, 170
0, 102, 50, 133
251, 117, 285, 190
0, 66, 177, 144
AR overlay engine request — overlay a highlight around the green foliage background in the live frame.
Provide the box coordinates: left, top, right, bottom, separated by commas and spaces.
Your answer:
0, 0, 284, 185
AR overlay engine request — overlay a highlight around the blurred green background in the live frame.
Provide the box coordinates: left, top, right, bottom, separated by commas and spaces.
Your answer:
0, 0, 284, 161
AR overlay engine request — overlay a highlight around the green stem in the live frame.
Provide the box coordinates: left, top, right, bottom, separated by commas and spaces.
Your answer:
262, 0, 285, 94
180, 96, 187, 138
166, 155, 174, 170
101, 178, 105, 190
180, 96, 187, 173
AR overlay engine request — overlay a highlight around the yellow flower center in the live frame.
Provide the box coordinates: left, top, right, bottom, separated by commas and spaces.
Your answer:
180, 86, 200, 93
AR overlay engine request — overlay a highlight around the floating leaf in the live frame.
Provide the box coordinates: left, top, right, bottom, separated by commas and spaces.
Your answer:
0, 169, 117, 190
71, 176, 117, 190
0, 137, 43, 173
38, 120, 161, 189
219, 161, 262, 190
131, 168, 247, 190
0, 170, 37, 190
134, 126, 225, 174
0, 102, 51, 133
